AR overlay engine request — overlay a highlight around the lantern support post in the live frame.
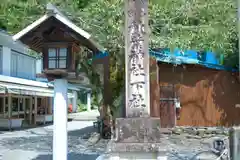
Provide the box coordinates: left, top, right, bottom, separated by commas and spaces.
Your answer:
53, 79, 68, 160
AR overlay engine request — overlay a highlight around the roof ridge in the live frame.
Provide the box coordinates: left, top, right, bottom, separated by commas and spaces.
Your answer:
0, 29, 11, 36
46, 3, 69, 20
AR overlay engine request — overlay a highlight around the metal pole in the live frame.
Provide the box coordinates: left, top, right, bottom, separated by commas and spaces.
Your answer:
87, 92, 91, 112
229, 127, 240, 160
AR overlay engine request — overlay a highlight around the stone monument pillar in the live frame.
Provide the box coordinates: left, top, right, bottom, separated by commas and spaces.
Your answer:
102, 0, 165, 159
125, 0, 150, 118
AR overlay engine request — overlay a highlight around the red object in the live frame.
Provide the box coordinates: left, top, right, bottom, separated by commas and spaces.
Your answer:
68, 104, 73, 113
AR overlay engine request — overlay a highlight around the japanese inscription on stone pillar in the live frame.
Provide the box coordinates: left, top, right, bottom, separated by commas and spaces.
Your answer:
125, 0, 150, 117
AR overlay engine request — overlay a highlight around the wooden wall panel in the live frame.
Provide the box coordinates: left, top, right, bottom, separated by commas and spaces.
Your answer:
150, 58, 160, 117
155, 63, 240, 127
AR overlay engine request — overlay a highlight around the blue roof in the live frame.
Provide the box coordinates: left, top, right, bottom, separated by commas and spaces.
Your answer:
150, 48, 238, 72
88, 48, 237, 72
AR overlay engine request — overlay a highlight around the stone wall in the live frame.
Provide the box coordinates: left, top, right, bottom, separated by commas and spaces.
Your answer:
171, 126, 229, 137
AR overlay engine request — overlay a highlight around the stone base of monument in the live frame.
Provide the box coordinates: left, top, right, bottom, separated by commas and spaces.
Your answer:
97, 117, 167, 160
97, 150, 167, 160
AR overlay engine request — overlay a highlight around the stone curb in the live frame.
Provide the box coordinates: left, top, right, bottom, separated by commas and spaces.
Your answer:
170, 127, 229, 137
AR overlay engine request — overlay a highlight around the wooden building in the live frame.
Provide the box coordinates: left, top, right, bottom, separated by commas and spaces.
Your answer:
150, 48, 240, 127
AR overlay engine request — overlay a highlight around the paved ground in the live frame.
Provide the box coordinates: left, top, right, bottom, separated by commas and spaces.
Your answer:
0, 121, 229, 160
0, 121, 108, 160
68, 110, 99, 121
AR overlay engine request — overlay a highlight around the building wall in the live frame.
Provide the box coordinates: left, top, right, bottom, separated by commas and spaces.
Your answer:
11, 50, 36, 79
36, 59, 43, 74
150, 58, 160, 117
155, 63, 240, 127
0, 46, 2, 74
2, 46, 11, 76
0, 30, 27, 53
0, 31, 36, 80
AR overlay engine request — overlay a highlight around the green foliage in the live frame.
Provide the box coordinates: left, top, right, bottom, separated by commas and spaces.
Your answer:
149, 0, 237, 55
77, 103, 87, 112
77, 91, 99, 112
0, 0, 238, 112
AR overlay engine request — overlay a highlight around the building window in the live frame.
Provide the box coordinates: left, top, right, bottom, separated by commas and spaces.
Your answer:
11, 53, 18, 77
0, 46, 2, 74
48, 48, 67, 69
11, 50, 35, 79
0, 97, 3, 114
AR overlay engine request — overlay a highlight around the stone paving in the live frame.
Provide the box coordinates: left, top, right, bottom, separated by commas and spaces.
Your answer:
0, 122, 229, 160
0, 121, 108, 160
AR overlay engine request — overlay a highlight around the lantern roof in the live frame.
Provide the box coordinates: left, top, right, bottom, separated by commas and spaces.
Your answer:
12, 3, 104, 54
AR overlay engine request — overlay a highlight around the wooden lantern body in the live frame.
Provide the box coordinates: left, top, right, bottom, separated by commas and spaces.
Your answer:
42, 42, 81, 80
12, 5, 103, 83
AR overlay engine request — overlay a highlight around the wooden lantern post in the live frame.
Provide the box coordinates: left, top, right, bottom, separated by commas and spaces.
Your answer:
53, 78, 68, 160
12, 3, 107, 160
39, 44, 77, 160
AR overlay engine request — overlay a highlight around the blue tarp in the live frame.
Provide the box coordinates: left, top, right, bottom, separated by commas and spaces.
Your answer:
150, 48, 238, 72
93, 51, 109, 59
91, 49, 237, 72
88, 51, 109, 64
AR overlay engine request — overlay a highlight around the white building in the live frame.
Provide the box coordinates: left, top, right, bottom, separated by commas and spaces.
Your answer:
0, 30, 91, 129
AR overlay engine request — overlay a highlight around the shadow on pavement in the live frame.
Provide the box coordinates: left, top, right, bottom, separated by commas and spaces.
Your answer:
69, 126, 97, 138
0, 125, 107, 159
32, 153, 99, 160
